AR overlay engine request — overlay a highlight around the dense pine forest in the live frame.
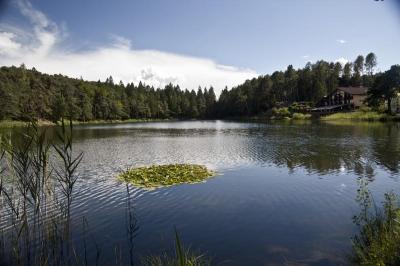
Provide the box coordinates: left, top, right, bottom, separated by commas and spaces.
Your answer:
0, 65, 217, 122
1, 52, 398, 122
217, 53, 380, 117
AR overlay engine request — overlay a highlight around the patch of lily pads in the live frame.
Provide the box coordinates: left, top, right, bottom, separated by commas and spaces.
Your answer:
118, 164, 216, 189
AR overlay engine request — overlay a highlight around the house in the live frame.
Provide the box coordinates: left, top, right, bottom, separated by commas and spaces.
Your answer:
390, 92, 400, 114
312, 86, 368, 113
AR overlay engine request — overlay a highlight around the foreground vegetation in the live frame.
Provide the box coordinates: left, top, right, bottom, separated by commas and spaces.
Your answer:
0, 121, 83, 265
350, 180, 400, 265
118, 164, 216, 189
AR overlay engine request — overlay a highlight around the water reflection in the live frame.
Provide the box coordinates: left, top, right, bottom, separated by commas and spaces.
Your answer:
1, 120, 400, 265
4, 120, 398, 178
125, 184, 140, 265
62, 121, 400, 178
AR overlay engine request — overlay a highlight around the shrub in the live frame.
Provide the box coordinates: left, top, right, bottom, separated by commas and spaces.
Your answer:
272, 107, 291, 119
350, 187, 400, 265
292, 113, 312, 120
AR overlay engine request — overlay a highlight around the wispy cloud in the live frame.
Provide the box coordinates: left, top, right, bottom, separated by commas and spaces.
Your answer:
336, 39, 347, 44
335, 57, 349, 65
0, 0, 257, 95
301, 55, 310, 60
0, 32, 22, 57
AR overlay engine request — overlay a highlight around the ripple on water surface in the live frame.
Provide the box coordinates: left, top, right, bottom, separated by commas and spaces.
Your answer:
2, 120, 400, 265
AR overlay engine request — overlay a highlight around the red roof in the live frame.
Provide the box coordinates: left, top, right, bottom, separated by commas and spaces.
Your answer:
337, 86, 368, 95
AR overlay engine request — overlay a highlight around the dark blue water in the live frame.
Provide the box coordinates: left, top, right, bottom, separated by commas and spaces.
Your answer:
3, 120, 400, 265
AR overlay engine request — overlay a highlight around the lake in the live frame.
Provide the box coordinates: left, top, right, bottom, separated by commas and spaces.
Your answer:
2, 120, 400, 265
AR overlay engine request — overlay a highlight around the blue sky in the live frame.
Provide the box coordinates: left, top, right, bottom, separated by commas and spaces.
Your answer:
0, 0, 399, 93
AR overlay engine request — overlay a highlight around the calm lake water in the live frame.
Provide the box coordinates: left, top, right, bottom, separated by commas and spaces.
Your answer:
3, 120, 400, 265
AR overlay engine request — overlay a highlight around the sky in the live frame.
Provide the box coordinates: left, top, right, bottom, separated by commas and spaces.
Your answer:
0, 0, 399, 95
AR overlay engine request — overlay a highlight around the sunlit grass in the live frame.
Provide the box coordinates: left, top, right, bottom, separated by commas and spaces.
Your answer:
322, 111, 400, 122
118, 164, 216, 189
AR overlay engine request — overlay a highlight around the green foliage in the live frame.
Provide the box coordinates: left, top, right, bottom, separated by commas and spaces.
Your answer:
267, 104, 312, 120
352, 55, 365, 86
367, 65, 400, 112
288, 102, 312, 113
0, 53, 395, 121
215, 53, 381, 118
271, 107, 291, 119
0, 66, 216, 122
118, 164, 216, 189
365, 53, 377, 76
350, 187, 400, 265
291, 112, 311, 120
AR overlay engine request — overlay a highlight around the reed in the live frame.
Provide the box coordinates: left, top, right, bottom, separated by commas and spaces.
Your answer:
0, 120, 82, 265
141, 228, 211, 266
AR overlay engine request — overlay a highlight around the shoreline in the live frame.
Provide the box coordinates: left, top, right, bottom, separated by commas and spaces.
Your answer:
1, 111, 400, 128
0, 118, 176, 128
223, 110, 400, 123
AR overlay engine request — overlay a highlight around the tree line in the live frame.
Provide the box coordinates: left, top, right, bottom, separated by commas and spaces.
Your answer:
217, 53, 380, 117
1, 52, 398, 122
0, 65, 217, 122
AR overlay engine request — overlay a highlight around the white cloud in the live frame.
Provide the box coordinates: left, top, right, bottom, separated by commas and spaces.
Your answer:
0, 0, 257, 95
336, 39, 347, 44
335, 57, 349, 65
301, 55, 310, 60
0, 32, 21, 56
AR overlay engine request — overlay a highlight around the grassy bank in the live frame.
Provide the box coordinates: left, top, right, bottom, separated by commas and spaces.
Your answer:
321, 111, 400, 122
230, 110, 312, 122
2, 110, 399, 129
0, 118, 174, 128
0, 119, 54, 128
71, 118, 174, 125
240, 110, 400, 123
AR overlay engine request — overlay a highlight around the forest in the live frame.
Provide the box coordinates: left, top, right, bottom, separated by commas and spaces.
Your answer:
0, 52, 397, 122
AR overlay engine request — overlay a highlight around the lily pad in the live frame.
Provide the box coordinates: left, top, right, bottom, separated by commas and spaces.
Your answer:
118, 164, 216, 189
